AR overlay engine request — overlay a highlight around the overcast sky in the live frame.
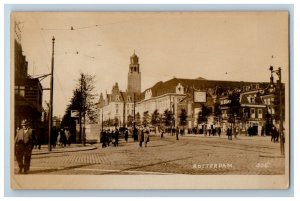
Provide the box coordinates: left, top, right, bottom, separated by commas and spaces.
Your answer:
12, 12, 289, 117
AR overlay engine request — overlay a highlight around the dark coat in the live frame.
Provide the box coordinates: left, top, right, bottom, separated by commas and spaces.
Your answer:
15, 128, 34, 146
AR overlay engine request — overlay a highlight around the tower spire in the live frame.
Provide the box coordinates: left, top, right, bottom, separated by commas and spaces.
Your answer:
128, 52, 141, 93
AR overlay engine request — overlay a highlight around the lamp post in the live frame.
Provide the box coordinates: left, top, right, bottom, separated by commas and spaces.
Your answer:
101, 108, 103, 132
269, 66, 284, 155
234, 113, 237, 139
48, 36, 55, 151
133, 93, 136, 131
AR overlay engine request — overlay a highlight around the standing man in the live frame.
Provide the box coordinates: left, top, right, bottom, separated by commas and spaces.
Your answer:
138, 127, 144, 147
65, 128, 71, 146
143, 125, 150, 147
114, 128, 119, 147
124, 129, 129, 142
15, 119, 35, 174
227, 127, 232, 140
176, 127, 179, 140
101, 129, 107, 148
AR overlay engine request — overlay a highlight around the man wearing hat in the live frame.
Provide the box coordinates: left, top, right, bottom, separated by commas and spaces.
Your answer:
15, 119, 34, 174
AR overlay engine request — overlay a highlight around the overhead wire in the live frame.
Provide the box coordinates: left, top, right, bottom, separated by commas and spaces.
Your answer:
41, 24, 101, 31
32, 17, 69, 104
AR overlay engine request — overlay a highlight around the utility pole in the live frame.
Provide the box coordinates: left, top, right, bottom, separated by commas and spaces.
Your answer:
81, 74, 86, 146
269, 66, 284, 155
101, 109, 103, 132
48, 36, 55, 151
173, 97, 176, 129
278, 67, 284, 155
133, 93, 136, 130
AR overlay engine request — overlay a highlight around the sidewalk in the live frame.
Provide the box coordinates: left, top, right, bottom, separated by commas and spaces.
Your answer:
181, 133, 271, 140
32, 143, 97, 155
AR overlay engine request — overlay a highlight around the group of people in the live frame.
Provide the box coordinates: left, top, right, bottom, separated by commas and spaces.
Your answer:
100, 128, 121, 148
137, 126, 150, 147
100, 126, 151, 148
56, 128, 71, 147
50, 127, 72, 148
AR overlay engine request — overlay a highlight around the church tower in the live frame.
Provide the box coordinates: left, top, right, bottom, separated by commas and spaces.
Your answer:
127, 51, 141, 93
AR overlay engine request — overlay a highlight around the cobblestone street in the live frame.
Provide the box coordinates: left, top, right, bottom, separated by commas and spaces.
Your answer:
14, 134, 285, 175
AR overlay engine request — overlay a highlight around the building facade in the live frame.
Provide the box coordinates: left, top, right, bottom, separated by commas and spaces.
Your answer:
98, 52, 139, 128
98, 52, 278, 135
14, 21, 43, 133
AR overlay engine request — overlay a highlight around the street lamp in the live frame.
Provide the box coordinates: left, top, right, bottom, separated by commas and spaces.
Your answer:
269, 66, 284, 155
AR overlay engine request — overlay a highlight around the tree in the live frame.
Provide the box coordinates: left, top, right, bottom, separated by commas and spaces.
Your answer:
163, 109, 173, 128
151, 109, 160, 127
127, 115, 133, 127
136, 112, 141, 126
179, 109, 188, 127
197, 104, 212, 125
213, 101, 222, 123
227, 91, 241, 124
142, 111, 150, 126
61, 72, 98, 143
61, 89, 83, 142
76, 73, 98, 124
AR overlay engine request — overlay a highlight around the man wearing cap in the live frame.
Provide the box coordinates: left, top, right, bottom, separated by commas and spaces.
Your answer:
15, 119, 34, 174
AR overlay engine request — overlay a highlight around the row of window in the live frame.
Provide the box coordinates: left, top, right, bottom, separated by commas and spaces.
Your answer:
221, 108, 263, 119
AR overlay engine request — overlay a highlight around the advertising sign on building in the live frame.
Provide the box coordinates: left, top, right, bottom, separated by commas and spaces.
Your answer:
71, 110, 79, 118
194, 91, 206, 103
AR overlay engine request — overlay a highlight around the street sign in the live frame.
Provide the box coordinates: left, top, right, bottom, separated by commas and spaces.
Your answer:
194, 91, 206, 103
71, 110, 79, 118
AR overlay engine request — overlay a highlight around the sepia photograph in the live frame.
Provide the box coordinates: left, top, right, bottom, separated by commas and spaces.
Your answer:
10, 11, 289, 189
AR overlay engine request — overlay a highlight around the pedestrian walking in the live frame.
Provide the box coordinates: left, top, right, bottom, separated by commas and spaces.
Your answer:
111, 130, 115, 146
143, 126, 150, 147
133, 127, 138, 142
217, 127, 221, 137
176, 127, 179, 140
33, 128, 42, 149
227, 127, 232, 140
107, 129, 111, 147
56, 131, 61, 147
138, 127, 144, 147
114, 129, 119, 147
101, 130, 107, 148
124, 129, 129, 142
15, 119, 35, 174
160, 127, 164, 138
60, 128, 66, 147
261, 126, 265, 136
65, 128, 71, 146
